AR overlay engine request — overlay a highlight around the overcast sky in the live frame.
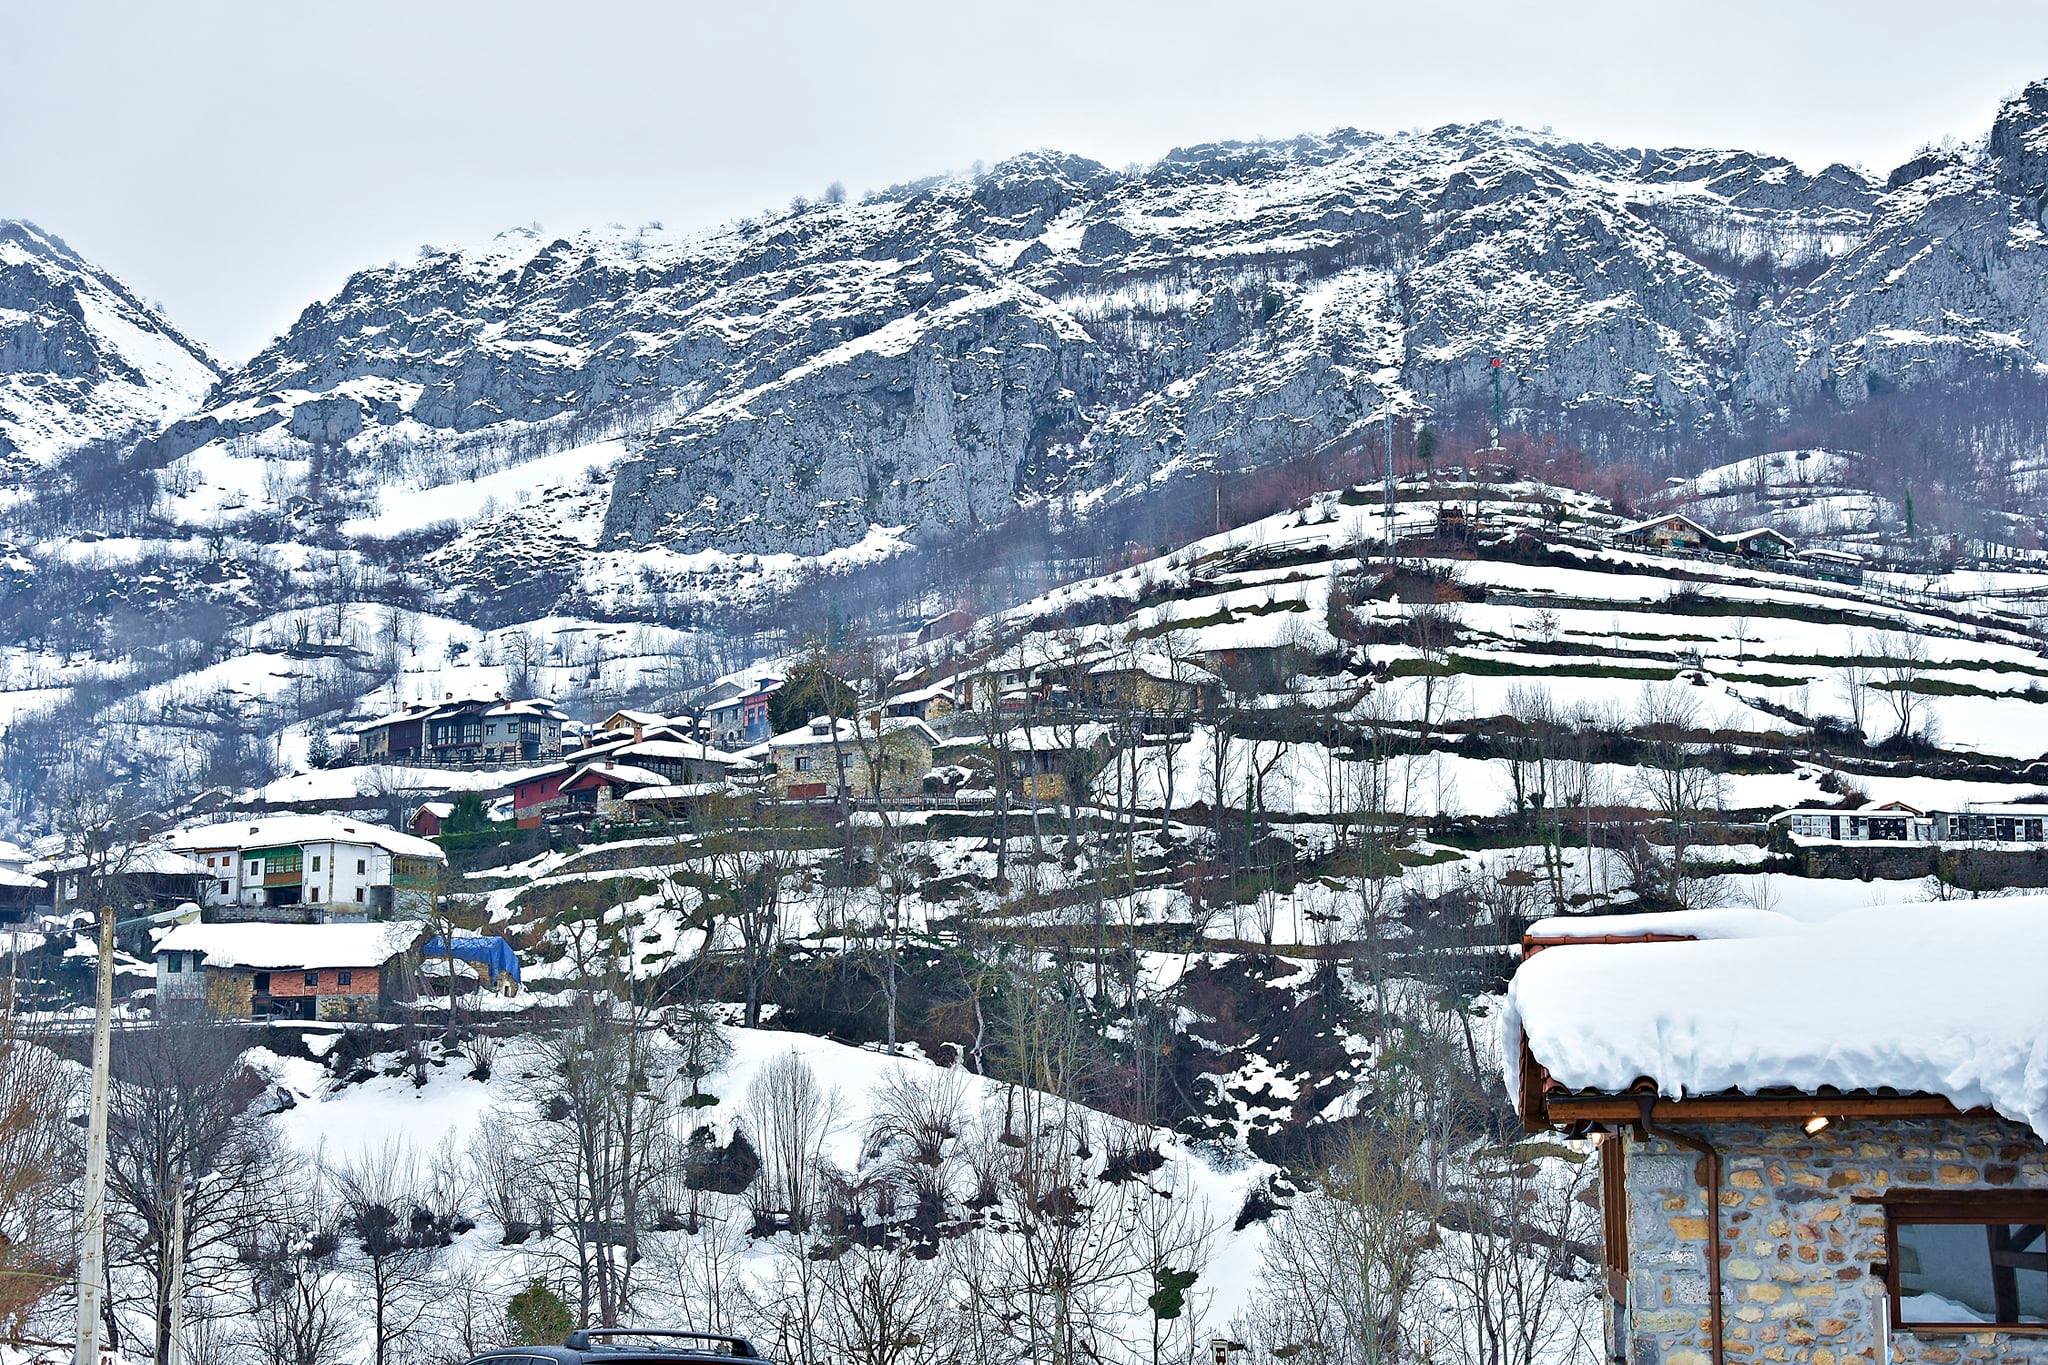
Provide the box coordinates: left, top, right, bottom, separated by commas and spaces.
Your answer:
6, 0, 2045, 364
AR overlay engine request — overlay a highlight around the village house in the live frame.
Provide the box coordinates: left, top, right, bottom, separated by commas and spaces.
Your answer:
1775, 800, 2048, 846
604, 737, 747, 785
48, 844, 210, 915
598, 708, 679, 742
767, 715, 939, 801
166, 814, 446, 920
931, 723, 1114, 803
1083, 652, 1223, 713
560, 760, 672, 819
1719, 526, 1798, 560
881, 682, 958, 728
355, 693, 567, 766
156, 920, 425, 1021
1003, 723, 1114, 802
917, 606, 975, 645
697, 669, 784, 750
1777, 800, 1937, 843
1941, 805, 2048, 844
1800, 546, 1867, 585
1615, 512, 1718, 551
509, 762, 575, 827
1506, 903, 2048, 1363
409, 801, 454, 837
0, 845, 44, 924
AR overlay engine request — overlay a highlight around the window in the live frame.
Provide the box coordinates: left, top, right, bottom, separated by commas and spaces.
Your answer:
356, 859, 366, 874
303, 972, 318, 989
795, 755, 813, 773
218, 880, 230, 896
336, 970, 353, 987
1888, 1198, 2048, 1330
355, 887, 365, 903
311, 855, 322, 872
246, 860, 258, 875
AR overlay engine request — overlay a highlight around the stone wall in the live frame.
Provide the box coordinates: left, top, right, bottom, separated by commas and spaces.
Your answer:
1620, 1116, 2048, 1365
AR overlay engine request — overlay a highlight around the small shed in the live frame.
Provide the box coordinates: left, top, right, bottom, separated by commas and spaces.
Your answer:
409, 801, 454, 837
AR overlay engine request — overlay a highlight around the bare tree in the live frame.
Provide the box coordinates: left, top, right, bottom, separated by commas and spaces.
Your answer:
742, 1052, 840, 1235
1428, 1142, 1601, 1365
1836, 636, 1873, 740
0, 1017, 74, 1335
107, 1022, 296, 1363
1875, 628, 1932, 743
241, 1163, 355, 1365
335, 1140, 456, 1365
1627, 683, 1727, 909
524, 983, 678, 1324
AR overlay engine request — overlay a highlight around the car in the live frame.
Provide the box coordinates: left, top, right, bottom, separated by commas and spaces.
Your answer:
466, 1330, 765, 1365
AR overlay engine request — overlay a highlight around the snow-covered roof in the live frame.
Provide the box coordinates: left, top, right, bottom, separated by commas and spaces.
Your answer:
1771, 800, 1927, 820
1722, 527, 1796, 545
1502, 898, 2048, 1138
603, 708, 670, 728
46, 845, 214, 877
1088, 651, 1222, 687
767, 716, 940, 749
166, 814, 445, 862
612, 738, 745, 766
564, 761, 670, 791
997, 722, 1114, 752
623, 781, 726, 803
416, 801, 455, 819
884, 681, 956, 706
353, 693, 563, 733
1613, 511, 1716, 539
696, 667, 786, 709
1799, 548, 1864, 564
157, 920, 423, 970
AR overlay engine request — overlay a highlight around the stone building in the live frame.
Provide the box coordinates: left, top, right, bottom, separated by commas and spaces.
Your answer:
766, 715, 938, 801
1504, 901, 2048, 1363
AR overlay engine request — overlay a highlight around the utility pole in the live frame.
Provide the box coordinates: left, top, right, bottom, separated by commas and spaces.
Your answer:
74, 905, 113, 1365
166, 1176, 188, 1365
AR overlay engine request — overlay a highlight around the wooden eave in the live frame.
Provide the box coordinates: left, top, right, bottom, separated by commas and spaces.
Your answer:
1521, 1044, 1977, 1129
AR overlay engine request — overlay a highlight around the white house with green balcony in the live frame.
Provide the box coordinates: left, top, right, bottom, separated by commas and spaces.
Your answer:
165, 814, 447, 921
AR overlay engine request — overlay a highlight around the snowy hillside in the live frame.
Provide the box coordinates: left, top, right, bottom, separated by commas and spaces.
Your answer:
0, 221, 218, 472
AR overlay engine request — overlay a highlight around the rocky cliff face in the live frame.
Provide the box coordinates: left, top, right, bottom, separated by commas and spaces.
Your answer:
44, 79, 2048, 612
0, 221, 218, 470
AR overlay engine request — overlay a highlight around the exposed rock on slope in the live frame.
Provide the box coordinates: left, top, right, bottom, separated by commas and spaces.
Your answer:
39, 80, 2048, 616
0, 221, 218, 470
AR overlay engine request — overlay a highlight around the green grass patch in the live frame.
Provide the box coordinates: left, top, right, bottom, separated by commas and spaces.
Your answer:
1385, 654, 1678, 681
1132, 607, 1236, 638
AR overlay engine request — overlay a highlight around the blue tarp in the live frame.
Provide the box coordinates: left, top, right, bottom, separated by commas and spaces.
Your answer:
420, 934, 521, 985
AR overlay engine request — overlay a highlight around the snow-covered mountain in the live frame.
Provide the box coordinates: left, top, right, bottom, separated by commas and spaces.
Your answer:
0, 221, 218, 473
11, 80, 2048, 812
88, 78, 2048, 616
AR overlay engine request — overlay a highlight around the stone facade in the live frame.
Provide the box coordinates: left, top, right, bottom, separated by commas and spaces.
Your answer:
1616, 1117, 2048, 1365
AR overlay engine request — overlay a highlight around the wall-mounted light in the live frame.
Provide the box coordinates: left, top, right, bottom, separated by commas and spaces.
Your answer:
1803, 1115, 1830, 1135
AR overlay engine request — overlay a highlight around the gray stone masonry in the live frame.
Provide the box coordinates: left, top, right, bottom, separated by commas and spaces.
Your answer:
1620, 1117, 2048, 1365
